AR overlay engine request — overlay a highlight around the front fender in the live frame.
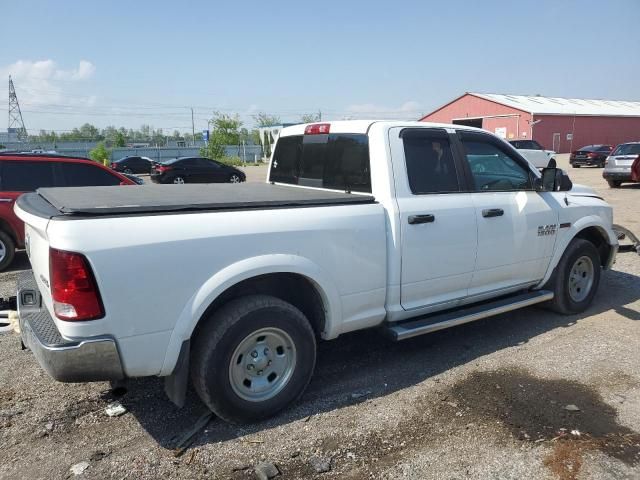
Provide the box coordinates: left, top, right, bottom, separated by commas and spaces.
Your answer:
537, 215, 617, 287
159, 254, 342, 376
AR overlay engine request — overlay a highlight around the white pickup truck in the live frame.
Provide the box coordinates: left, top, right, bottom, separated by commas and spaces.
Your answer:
508, 139, 556, 168
15, 121, 639, 424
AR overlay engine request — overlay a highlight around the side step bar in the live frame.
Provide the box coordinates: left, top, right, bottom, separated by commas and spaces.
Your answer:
385, 290, 554, 341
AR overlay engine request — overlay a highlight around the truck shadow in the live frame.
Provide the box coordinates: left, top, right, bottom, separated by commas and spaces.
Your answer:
121, 267, 640, 451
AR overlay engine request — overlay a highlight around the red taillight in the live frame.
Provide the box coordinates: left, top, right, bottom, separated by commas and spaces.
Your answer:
304, 123, 330, 135
156, 165, 172, 172
50, 248, 104, 321
587, 152, 598, 158
110, 163, 116, 169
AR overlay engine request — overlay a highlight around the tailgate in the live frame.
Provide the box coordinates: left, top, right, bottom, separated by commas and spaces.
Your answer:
14, 198, 54, 311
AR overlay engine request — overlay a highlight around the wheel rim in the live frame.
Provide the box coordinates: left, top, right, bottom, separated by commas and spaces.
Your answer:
0, 240, 5, 262
230, 175, 240, 183
124, 168, 133, 174
229, 327, 297, 402
173, 177, 184, 184
568, 255, 595, 302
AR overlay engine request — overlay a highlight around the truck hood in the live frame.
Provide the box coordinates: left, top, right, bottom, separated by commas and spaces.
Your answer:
568, 183, 600, 198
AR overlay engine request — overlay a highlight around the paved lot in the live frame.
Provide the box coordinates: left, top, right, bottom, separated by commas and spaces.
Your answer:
1, 155, 639, 479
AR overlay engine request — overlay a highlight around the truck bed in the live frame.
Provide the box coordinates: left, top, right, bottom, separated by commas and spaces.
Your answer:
18, 183, 375, 218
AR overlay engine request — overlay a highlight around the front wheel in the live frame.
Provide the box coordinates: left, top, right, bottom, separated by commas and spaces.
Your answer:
190, 295, 316, 424
607, 179, 622, 188
543, 238, 600, 314
0, 230, 16, 272
229, 174, 242, 183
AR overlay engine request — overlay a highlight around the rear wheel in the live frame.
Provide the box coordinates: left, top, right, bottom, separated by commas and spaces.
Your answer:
172, 176, 185, 184
190, 295, 316, 423
544, 238, 600, 314
607, 179, 622, 188
573, 164, 581, 168
0, 231, 15, 272
124, 168, 133, 174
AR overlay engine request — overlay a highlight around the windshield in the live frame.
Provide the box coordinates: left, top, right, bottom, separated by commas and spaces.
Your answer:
611, 144, 640, 156
269, 133, 371, 193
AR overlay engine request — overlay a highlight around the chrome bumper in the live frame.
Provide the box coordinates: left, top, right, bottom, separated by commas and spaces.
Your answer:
17, 271, 124, 383
613, 224, 640, 256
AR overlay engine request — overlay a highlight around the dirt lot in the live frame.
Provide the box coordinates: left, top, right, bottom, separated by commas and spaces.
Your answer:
1, 155, 639, 480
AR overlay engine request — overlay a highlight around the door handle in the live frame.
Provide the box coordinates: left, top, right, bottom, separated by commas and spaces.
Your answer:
482, 208, 504, 218
408, 214, 435, 225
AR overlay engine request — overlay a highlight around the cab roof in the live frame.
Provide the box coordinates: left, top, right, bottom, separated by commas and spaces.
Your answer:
279, 120, 485, 136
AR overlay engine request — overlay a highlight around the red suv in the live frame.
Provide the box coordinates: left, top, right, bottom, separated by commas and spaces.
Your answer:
0, 154, 136, 271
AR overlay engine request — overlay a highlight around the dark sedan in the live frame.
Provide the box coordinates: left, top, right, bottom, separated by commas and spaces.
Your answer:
150, 157, 246, 184
570, 145, 612, 168
111, 155, 153, 174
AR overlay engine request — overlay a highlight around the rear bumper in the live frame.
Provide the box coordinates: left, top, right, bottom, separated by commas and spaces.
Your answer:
17, 271, 124, 383
602, 171, 632, 181
613, 224, 640, 256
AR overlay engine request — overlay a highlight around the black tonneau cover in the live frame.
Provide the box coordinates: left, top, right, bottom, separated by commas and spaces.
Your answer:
28, 183, 375, 217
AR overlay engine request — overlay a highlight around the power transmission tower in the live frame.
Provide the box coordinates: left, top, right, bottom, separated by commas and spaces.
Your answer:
8, 76, 27, 141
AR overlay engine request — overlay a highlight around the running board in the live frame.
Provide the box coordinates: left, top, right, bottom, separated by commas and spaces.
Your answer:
385, 290, 554, 341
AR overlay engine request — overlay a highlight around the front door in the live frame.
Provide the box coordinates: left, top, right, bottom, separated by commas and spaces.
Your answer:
391, 127, 478, 311
456, 130, 558, 297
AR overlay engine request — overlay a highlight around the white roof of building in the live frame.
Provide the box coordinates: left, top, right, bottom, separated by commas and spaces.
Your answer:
471, 92, 640, 117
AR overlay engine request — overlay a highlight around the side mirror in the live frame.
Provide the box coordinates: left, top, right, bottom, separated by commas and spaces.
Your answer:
537, 167, 573, 192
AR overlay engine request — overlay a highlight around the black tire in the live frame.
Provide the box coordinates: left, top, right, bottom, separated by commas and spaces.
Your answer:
0, 230, 16, 272
607, 179, 622, 188
229, 173, 242, 183
573, 164, 581, 168
543, 238, 601, 314
171, 176, 185, 184
190, 295, 316, 424
124, 168, 133, 174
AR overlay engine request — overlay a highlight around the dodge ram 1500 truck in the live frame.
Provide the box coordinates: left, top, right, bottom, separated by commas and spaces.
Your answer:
15, 121, 639, 424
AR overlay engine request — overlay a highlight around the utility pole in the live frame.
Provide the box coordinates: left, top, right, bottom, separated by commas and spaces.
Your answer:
8, 76, 28, 141
318, 109, 322, 122
191, 108, 195, 146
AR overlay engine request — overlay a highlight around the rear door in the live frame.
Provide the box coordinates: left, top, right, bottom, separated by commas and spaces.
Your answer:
456, 130, 557, 297
391, 127, 478, 311
0, 160, 56, 246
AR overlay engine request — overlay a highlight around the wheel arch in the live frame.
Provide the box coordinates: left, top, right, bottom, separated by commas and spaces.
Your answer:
0, 218, 19, 247
159, 255, 341, 376
538, 217, 616, 288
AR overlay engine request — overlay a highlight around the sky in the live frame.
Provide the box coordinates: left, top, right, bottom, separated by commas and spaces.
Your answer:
1, 0, 639, 134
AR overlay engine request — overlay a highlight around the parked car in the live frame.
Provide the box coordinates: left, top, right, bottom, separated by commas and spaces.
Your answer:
16, 121, 640, 424
569, 145, 613, 168
150, 157, 246, 184
602, 142, 640, 188
507, 139, 556, 168
0, 153, 136, 271
110, 156, 153, 174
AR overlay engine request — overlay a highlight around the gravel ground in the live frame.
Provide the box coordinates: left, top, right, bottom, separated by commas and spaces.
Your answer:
1, 155, 639, 480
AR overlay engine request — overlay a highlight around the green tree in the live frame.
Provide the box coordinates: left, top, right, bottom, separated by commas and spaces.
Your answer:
253, 112, 281, 127
89, 142, 111, 165
115, 131, 126, 147
201, 112, 243, 159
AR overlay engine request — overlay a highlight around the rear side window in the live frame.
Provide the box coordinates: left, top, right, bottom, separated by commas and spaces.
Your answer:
57, 162, 122, 186
269, 134, 371, 193
612, 144, 640, 156
0, 161, 56, 191
402, 129, 461, 194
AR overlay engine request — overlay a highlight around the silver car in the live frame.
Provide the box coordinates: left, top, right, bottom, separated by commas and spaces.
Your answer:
603, 142, 640, 188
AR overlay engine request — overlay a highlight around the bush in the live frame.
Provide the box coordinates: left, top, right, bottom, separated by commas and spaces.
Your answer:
216, 156, 244, 167
89, 142, 111, 165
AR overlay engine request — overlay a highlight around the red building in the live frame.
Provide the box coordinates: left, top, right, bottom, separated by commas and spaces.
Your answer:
420, 93, 640, 153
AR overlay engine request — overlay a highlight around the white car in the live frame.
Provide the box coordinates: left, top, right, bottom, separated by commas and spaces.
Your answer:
15, 121, 638, 424
508, 139, 556, 168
